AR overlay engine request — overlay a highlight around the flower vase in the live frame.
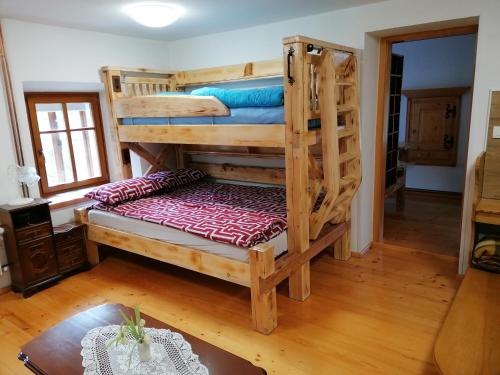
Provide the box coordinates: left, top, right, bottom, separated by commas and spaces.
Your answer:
138, 341, 151, 362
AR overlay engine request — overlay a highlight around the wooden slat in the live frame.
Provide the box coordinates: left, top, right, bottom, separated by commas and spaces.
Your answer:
189, 162, 285, 185
175, 59, 282, 87
102, 66, 176, 75
87, 224, 251, 287
127, 143, 157, 166
282, 35, 356, 54
337, 104, 356, 113
145, 146, 170, 175
184, 149, 285, 159
126, 77, 172, 85
114, 96, 229, 118
260, 223, 345, 294
117, 125, 286, 147
338, 127, 355, 138
339, 152, 357, 163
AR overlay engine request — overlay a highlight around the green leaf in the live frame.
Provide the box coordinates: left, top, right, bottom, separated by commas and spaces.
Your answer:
119, 310, 133, 327
134, 305, 141, 326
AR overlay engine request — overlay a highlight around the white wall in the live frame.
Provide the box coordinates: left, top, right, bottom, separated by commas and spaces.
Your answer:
0, 19, 171, 211
392, 34, 477, 192
0, 20, 170, 286
167, 0, 500, 273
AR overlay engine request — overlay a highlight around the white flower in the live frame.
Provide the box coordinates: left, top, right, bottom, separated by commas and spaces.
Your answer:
139, 319, 146, 327
143, 334, 151, 344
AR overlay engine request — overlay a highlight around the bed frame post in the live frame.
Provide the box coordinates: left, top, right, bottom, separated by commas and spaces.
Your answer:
101, 68, 132, 179
74, 207, 101, 266
334, 209, 351, 260
284, 40, 311, 301
86, 240, 100, 266
249, 244, 277, 334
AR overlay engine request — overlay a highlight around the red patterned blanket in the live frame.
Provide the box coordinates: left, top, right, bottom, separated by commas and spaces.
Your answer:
93, 182, 287, 248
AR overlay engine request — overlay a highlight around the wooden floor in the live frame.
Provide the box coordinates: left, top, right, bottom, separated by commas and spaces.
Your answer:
384, 190, 463, 257
0, 243, 459, 375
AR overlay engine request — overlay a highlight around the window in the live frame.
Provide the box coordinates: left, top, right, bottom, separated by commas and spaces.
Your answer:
25, 93, 109, 195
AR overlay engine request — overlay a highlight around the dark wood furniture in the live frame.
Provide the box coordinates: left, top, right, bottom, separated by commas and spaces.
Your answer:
0, 199, 59, 296
18, 303, 267, 375
403, 87, 468, 166
385, 54, 404, 188
385, 54, 406, 208
0, 199, 88, 297
53, 222, 87, 273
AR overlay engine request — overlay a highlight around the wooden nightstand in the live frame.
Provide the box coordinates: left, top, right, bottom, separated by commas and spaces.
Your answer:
0, 199, 58, 296
53, 222, 87, 273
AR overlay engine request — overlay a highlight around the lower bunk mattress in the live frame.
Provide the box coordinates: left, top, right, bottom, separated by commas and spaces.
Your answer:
89, 181, 289, 262
88, 210, 288, 263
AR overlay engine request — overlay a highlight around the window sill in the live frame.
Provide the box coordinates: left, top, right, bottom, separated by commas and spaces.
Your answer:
47, 187, 94, 210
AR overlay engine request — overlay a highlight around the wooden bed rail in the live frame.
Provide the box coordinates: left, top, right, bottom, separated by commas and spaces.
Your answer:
175, 59, 283, 87
75, 207, 346, 334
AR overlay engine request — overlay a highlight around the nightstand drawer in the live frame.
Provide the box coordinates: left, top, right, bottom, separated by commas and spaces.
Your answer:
54, 223, 84, 244
15, 222, 52, 244
56, 238, 85, 272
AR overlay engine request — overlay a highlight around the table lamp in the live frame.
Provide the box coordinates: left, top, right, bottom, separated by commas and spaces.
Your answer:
8, 165, 41, 206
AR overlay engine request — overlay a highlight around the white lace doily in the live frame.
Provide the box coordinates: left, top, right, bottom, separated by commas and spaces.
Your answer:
81, 325, 209, 375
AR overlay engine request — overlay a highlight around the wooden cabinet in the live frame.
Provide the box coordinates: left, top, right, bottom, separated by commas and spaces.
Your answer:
403, 87, 468, 166
53, 223, 86, 273
0, 199, 88, 297
0, 199, 58, 296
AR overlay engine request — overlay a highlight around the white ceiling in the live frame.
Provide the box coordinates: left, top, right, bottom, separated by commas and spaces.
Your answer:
0, 0, 387, 41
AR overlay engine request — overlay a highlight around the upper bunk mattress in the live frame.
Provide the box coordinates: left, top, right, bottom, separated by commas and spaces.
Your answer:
121, 106, 284, 125
92, 181, 287, 249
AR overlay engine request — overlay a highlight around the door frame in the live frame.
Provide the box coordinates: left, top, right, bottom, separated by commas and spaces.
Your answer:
373, 24, 479, 242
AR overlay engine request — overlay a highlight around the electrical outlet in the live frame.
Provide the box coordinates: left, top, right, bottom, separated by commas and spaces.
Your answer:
493, 125, 500, 139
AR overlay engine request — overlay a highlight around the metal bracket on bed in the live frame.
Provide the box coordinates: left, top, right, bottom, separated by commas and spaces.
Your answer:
287, 47, 295, 85
306, 43, 324, 55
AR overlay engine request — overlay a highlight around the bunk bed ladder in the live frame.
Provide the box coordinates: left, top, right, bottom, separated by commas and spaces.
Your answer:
307, 47, 362, 258
330, 55, 362, 260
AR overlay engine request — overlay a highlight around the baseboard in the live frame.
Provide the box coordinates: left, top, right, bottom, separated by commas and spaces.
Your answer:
351, 241, 372, 258
374, 241, 459, 261
404, 188, 462, 198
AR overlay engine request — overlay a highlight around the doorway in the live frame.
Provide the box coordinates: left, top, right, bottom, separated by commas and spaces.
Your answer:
373, 25, 478, 258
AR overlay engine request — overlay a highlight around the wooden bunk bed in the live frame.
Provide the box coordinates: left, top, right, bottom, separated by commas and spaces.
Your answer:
75, 35, 362, 334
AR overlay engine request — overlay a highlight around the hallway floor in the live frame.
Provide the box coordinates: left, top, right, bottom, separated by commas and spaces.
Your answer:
384, 190, 462, 257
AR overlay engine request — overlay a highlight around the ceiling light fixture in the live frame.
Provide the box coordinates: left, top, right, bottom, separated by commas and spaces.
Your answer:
124, 3, 184, 28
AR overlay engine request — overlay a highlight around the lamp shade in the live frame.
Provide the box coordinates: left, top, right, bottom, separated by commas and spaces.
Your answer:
7, 165, 40, 206
17, 166, 40, 186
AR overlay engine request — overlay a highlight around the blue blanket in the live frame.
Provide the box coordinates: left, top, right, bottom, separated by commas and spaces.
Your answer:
190, 86, 284, 108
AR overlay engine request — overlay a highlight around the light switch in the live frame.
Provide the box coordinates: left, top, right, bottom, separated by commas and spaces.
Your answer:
494, 126, 500, 139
